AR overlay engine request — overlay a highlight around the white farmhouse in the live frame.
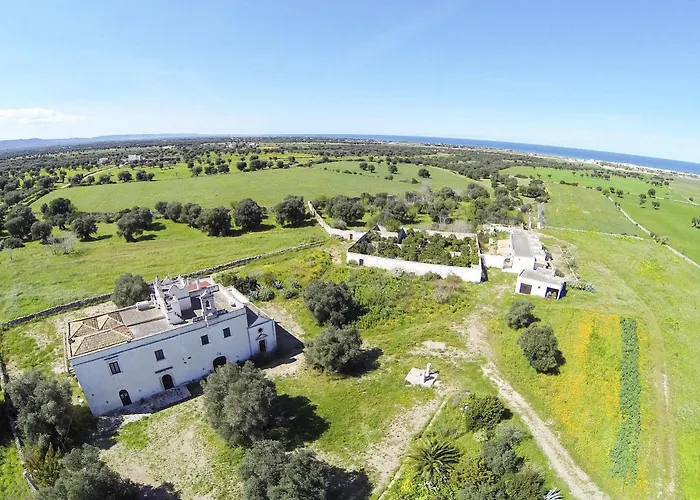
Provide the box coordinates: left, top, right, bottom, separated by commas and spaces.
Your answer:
127, 154, 142, 162
515, 269, 566, 299
66, 276, 277, 416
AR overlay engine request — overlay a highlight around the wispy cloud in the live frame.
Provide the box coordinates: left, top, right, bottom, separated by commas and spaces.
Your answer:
0, 108, 86, 124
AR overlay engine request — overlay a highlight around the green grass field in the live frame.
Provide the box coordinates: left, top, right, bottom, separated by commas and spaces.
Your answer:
32, 161, 483, 212
0, 219, 324, 323
545, 183, 642, 235
615, 196, 700, 262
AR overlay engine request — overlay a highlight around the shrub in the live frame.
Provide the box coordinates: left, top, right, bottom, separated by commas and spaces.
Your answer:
202, 361, 280, 447
24, 443, 61, 487
517, 324, 560, 373
305, 326, 363, 373
330, 219, 347, 230
251, 286, 275, 302
280, 288, 299, 299
302, 279, 356, 327
463, 394, 507, 432
418, 168, 430, 178
481, 439, 522, 476
112, 273, 150, 307
505, 300, 536, 329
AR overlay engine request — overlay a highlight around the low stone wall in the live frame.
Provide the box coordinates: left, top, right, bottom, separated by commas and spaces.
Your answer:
347, 251, 483, 282
1, 240, 323, 330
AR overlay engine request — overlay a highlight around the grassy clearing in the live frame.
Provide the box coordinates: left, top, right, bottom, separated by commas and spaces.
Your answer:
32, 161, 481, 212
545, 183, 642, 235
541, 229, 700, 498
615, 196, 700, 262
0, 219, 323, 323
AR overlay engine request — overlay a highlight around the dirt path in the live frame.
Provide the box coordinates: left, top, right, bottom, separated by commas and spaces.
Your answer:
461, 314, 609, 500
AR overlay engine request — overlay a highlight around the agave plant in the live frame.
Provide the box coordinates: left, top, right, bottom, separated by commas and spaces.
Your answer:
408, 436, 461, 488
544, 488, 563, 500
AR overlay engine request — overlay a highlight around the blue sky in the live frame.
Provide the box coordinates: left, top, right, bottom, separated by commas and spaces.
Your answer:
1, 0, 699, 161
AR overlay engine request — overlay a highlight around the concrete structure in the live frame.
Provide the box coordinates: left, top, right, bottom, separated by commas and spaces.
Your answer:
66, 276, 278, 415
515, 269, 566, 299
405, 363, 439, 388
127, 154, 142, 162
346, 227, 484, 282
482, 230, 549, 274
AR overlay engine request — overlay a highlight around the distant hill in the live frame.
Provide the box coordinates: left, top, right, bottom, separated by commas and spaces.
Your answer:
0, 134, 202, 152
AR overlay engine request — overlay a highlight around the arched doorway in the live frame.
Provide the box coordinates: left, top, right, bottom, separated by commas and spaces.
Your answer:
161, 374, 174, 390
119, 390, 132, 406
213, 356, 227, 371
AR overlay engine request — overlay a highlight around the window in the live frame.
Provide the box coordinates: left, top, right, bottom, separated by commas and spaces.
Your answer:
223, 327, 231, 338
108, 361, 121, 375
201, 334, 209, 345
154, 349, 165, 361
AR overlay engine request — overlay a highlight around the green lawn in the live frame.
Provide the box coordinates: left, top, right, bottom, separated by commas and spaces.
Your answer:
615, 196, 700, 262
32, 161, 484, 212
0, 219, 324, 323
545, 183, 642, 235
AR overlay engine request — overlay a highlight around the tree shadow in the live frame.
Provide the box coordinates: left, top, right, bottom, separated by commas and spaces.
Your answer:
149, 222, 167, 231
249, 223, 276, 233
135, 234, 157, 242
93, 234, 113, 241
328, 466, 372, 500
135, 482, 181, 499
345, 348, 383, 376
274, 395, 329, 448
546, 350, 567, 375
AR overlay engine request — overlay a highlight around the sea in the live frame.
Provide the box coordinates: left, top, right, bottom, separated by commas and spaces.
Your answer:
310, 134, 700, 175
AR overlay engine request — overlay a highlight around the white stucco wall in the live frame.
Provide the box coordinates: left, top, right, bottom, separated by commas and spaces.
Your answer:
515, 276, 564, 299
72, 308, 276, 415
481, 253, 505, 269
347, 251, 483, 282
307, 201, 365, 240
512, 256, 536, 274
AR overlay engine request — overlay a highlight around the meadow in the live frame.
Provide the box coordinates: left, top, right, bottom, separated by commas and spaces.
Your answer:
0, 218, 324, 323
33, 160, 479, 212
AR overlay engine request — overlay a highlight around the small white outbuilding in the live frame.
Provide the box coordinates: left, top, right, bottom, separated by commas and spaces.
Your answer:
515, 269, 566, 300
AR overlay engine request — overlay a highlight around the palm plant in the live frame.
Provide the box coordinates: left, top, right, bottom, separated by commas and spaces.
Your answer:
544, 488, 564, 500
408, 436, 461, 488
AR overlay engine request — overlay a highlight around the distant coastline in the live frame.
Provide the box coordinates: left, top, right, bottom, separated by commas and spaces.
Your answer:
314, 134, 700, 176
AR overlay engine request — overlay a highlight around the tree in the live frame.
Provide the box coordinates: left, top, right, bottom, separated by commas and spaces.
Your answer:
165, 201, 183, 222
117, 170, 132, 182
305, 326, 363, 373
70, 214, 97, 241
505, 300, 536, 329
135, 170, 148, 181
388, 164, 398, 174
154, 201, 168, 216
652, 201, 660, 209
191, 165, 203, 176
648, 188, 656, 197
234, 198, 265, 231
202, 361, 280, 446
116, 207, 152, 242
36, 445, 138, 500
197, 207, 232, 236
5, 205, 38, 239
302, 279, 355, 327
31, 220, 53, 243
6, 371, 73, 447
408, 437, 460, 487
112, 273, 150, 307
98, 174, 111, 184
328, 196, 365, 224
43, 198, 75, 229
463, 394, 507, 432
237, 160, 248, 171
517, 324, 560, 373
273, 195, 306, 226
239, 440, 331, 500
24, 442, 62, 487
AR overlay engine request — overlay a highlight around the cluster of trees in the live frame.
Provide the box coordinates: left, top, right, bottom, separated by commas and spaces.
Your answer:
506, 301, 562, 373
6, 370, 138, 498
117, 169, 155, 182
351, 230, 480, 267
152, 201, 232, 236
405, 394, 554, 498
188, 160, 230, 176
312, 195, 365, 226
202, 362, 358, 499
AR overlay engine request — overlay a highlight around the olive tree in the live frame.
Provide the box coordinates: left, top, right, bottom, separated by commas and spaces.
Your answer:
112, 273, 150, 307
70, 214, 97, 241
505, 300, 536, 329
517, 324, 560, 373
234, 198, 265, 231
305, 326, 363, 373
302, 280, 356, 327
273, 195, 306, 226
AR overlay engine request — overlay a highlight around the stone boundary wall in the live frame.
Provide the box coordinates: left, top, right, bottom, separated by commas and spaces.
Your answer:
1, 240, 323, 330
346, 251, 483, 282
307, 201, 365, 241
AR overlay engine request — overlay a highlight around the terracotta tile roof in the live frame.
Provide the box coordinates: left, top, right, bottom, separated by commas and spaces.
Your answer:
68, 310, 133, 357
